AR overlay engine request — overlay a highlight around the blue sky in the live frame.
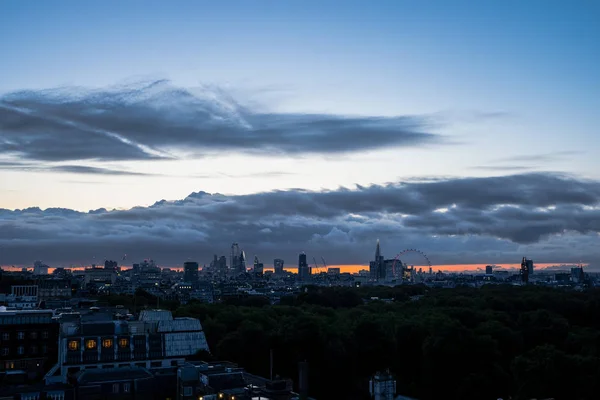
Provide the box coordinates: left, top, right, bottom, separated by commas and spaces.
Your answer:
1, 1, 599, 267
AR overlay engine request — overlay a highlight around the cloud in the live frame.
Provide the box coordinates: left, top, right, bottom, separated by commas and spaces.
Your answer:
470, 165, 535, 172
0, 161, 154, 176
1, 173, 599, 268
0, 79, 444, 164
493, 151, 583, 164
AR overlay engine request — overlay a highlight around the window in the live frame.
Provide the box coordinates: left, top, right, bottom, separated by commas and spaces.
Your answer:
42, 331, 49, 339
1, 348, 8, 356
123, 383, 131, 393
42, 345, 48, 354
112, 384, 119, 394
68, 340, 79, 351
118, 338, 129, 348
17, 346, 24, 355
85, 339, 97, 350
1, 333, 9, 341
183, 387, 192, 396
102, 338, 113, 348
17, 332, 25, 340
30, 346, 37, 355
30, 332, 38, 339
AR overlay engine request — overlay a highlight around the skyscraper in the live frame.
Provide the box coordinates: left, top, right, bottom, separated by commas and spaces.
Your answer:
183, 261, 199, 284
369, 240, 385, 280
274, 259, 284, 276
298, 252, 310, 281
485, 265, 493, 275
239, 250, 247, 274
253, 255, 264, 277
520, 257, 529, 284
525, 258, 534, 275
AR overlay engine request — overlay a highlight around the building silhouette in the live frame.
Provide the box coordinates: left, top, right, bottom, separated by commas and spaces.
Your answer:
298, 253, 311, 281
253, 256, 264, 277
274, 259, 285, 276
525, 258, 534, 275
183, 261, 199, 285
485, 265, 493, 275
369, 240, 387, 281
520, 257, 529, 284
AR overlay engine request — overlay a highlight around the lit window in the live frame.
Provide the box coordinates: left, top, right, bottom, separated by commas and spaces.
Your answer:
123, 383, 130, 393
68, 341, 80, 351
2, 333, 9, 340
17, 332, 25, 340
118, 338, 129, 348
102, 339, 113, 348
85, 339, 97, 350
17, 346, 24, 355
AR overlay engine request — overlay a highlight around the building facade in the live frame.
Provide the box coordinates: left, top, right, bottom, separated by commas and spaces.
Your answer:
0, 309, 59, 379
183, 262, 199, 285
45, 310, 210, 384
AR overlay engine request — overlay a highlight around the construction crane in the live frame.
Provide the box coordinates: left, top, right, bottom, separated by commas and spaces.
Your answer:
312, 257, 321, 274
321, 257, 327, 269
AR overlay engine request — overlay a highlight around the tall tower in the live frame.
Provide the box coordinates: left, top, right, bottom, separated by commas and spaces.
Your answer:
370, 239, 386, 281
183, 261, 199, 285
298, 252, 309, 281
230, 243, 240, 274
253, 255, 264, 276
274, 259, 285, 276
520, 257, 529, 284
239, 250, 247, 274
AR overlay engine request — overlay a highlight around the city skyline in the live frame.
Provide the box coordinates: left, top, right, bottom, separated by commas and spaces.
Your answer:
1, 1, 600, 269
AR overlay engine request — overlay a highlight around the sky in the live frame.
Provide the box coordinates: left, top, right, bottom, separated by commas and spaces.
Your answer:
0, 0, 599, 269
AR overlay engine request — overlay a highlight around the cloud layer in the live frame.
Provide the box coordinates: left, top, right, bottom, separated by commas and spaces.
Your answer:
0, 80, 441, 168
1, 173, 599, 268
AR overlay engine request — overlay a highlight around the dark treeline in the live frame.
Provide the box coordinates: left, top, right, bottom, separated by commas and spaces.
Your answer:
172, 285, 600, 400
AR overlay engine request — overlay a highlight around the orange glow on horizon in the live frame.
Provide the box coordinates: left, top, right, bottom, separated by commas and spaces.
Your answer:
1, 262, 588, 274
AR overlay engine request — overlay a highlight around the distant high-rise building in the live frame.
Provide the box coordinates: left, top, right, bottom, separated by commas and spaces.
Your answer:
571, 266, 585, 283
369, 240, 386, 280
33, 261, 49, 275
104, 260, 118, 270
520, 257, 529, 284
485, 265, 493, 275
184, 261, 199, 284
298, 252, 311, 281
218, 256, 227, 279
274, 259, 284, 275
525, 258, 534, 275
239, 250, 247, 274
253, 256, 264, 277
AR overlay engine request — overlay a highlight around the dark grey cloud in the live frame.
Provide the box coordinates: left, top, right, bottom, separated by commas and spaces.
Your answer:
0, 79, 443, 163
1, 173, 599, 268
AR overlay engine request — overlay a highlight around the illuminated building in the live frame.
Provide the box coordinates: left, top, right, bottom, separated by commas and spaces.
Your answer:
45, 310, 210, 384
